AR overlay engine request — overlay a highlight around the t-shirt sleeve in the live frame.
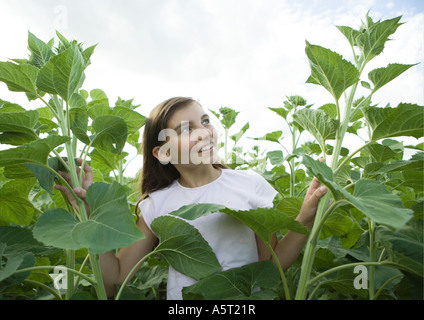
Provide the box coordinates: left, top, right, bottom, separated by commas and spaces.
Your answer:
250, 170, 279, 209
138, 196, 156, 232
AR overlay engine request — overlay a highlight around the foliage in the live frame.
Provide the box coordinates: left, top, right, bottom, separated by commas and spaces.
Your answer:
0, 12, 423, 300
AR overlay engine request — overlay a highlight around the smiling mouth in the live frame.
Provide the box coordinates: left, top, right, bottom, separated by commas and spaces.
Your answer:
199, 143, 214, 153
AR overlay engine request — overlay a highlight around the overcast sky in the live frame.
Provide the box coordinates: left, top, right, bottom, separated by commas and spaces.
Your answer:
0, 0, 423, 175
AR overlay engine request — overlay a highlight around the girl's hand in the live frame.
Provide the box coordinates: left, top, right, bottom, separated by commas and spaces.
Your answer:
297, 176, 328, 229
54, 158, 93, 214
297, 159, 328, 230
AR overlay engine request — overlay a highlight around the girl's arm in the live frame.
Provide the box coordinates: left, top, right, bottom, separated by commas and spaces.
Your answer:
54, 161, 158, 298
100, 215, 158, 297
268, 177, 327, 270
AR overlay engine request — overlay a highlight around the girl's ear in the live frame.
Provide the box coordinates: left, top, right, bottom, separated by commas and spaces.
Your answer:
152, 146, 171, 164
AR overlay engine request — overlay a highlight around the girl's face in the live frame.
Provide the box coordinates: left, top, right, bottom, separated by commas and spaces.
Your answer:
155, 102, 219, 166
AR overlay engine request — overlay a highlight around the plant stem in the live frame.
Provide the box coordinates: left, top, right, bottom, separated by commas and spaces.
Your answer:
23, 279, 63, 300
115, 252, 153, 300
307, 261, 393, 286
267, 243, 291, 300
294, 199, 342, 299
368, 219, 376, 300
14, 265, 96, 286
334, 140, 373, 176
89, 252, 108, 300
372, 274, 403, 300
65, 249, 75, 299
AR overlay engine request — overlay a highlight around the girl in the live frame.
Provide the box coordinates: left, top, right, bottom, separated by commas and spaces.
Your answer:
56, 97, 327, 299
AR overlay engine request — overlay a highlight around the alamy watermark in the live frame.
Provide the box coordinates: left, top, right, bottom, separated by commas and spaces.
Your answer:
353, 265, 368, 290
49, 265, 68, 290
53, 5, 68, 31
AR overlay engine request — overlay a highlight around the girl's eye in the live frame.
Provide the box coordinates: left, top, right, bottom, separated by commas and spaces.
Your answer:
181, 126, 190, 134
202, 118, 210, 125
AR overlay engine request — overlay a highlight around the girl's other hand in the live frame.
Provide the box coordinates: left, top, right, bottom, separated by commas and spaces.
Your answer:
54, 158, 93, 214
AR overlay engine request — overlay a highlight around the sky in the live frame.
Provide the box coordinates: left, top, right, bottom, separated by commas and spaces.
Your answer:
0, 0, 423, 176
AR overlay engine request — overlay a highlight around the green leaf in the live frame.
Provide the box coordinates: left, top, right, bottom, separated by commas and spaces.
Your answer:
0, 225, 54, 255
293, 109, 338, 149
250, 131, 282, 144
368, 63, 417, 93
112, 106, 146, 134
89, 148, 127, 174
33, 181, 145, 254
269, 107, 289, 120
32, 208, 77, 249
363, 103, 424, 141
151, 216, 221, 280
356, 14, 403, 63
377, 224, 423, 277
27, 31, 54, 68
90, 115, 128, 154
0, 135, 69, 167
0, 110, 39, 145
218, 106, 239, 129
0, 245, 35, 286
182, 260, 280, 300
36, 43, 86, 102
169, 203, 308, 244
0, 179, 36, 225
302, 155, 334, 182
302, 156, 413, 229
0, 62, 39, 95
336, 25, 360, 47
230, 122, 249, 144
305, 41, 359, 101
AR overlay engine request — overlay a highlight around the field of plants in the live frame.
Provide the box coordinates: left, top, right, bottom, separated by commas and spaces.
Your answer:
0, 12, 422, 300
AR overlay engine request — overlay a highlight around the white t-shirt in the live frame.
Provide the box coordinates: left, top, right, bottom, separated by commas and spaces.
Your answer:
138, 168, 278, 300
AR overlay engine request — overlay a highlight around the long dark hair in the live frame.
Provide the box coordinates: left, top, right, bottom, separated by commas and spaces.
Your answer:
136, 97, 228, 207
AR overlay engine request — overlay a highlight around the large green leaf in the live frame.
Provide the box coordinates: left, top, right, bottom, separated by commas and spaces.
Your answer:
377, 224, 423, 277
90, 115, 128, 154
0, 244, 35, 287
112, 106, 146, 134
305, 41, 359, 101
0, 225, 54, 255
36, 43, 86, 102
293, 109, 338, 150
362, 103, 424, 141
302, 156, 413, 229
168, 203, 308, 244
0, 135, 69, 167
0, 110, 39, 145
0, 61, 39, 95
33, 181, 145, 254
0, 179, 36, 225
356, 14, 403, 63
368, 63, 416, 93
182, 260, 280, 300
151, 216, 221, 280
69, 93, 90, 144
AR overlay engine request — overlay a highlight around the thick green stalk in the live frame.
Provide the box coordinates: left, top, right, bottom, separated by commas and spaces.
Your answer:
295, 56, 365, 299
89, 252, 108, 300
267, 243, 291, 300
368, 220, 376, 299
295, 197, 338, 299
65, 249, 75, 299
52, 95, 108, 300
